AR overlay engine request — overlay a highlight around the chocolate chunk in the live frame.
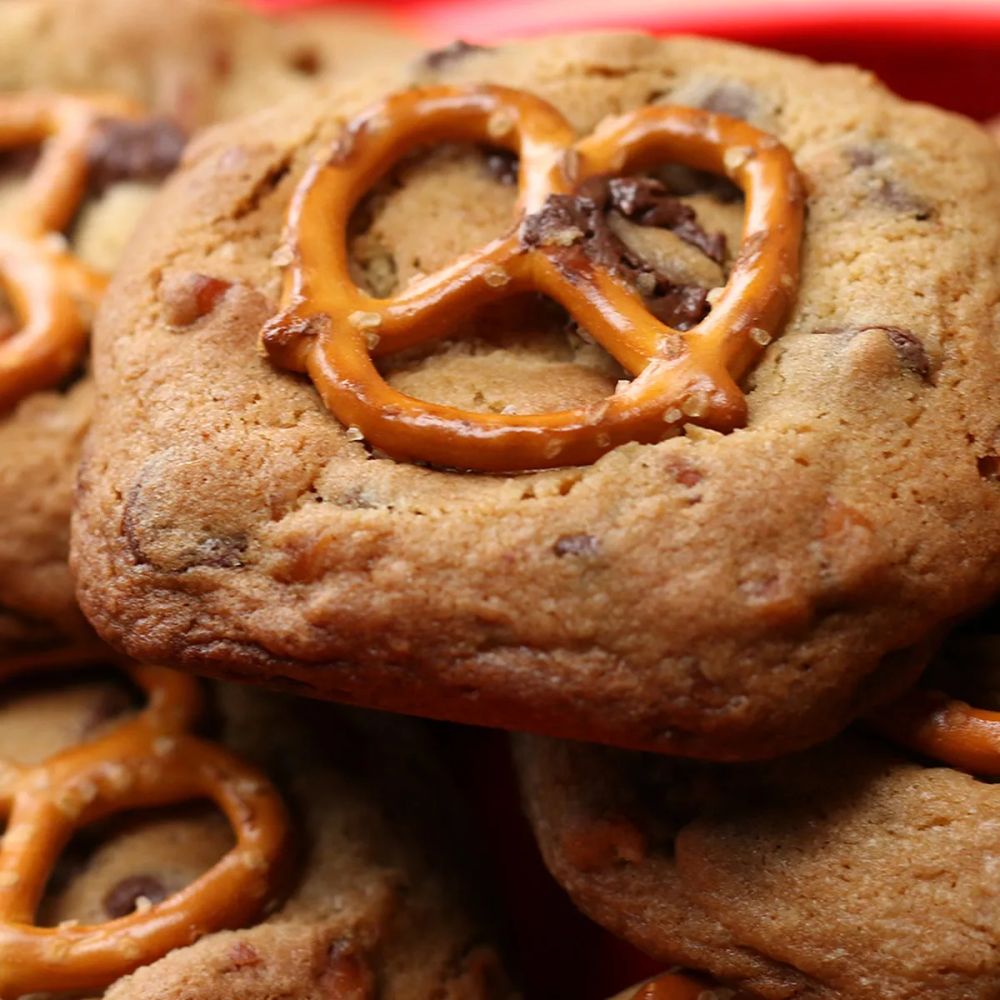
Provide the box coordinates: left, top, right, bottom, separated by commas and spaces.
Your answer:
881, 327, 931, 379
553, 533, 600, 557
87, 116, 186, 196
484, 149, 518, 186
845, 146, 879, 170
699, 82, 757, 121
520, 176, 715, 331
103, 874, 167, 918
0, 145, 41, 179
606, 176, 727, 262
287, 46, 323, 77
874, 178, 933, 220
978, 455, 1000, 482
422, 39, 490, 71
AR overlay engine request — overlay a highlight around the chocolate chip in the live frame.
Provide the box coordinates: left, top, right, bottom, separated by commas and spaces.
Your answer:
103, 875, 167, 918
553, 533, 600, 557
484, 149, 518, 186
86, 116, 186, 196
160, 273, 232, 327
881, 327, 931, 380
287, 47, 322, 76
422, 39, 490, 71
845, 146, 879, 170
699, 82, 757, 121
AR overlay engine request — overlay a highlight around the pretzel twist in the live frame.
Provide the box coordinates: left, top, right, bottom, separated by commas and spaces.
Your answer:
0, 646, 292, 997
0, 93, 141, 412
264, 85, 804, 472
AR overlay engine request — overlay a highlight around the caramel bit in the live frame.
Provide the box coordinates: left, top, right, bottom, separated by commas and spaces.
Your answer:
227, 940, 262, 970
103, 874, 167, 919
553, 533, 600, 557
161, 272, 232, 327
86, 116, 186, 196
561, 816, 646, 872
321, 939, 375, 999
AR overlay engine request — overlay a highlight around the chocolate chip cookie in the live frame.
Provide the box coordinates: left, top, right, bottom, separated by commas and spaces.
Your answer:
516, 630, 1000, 1000
0, 0, 414, 650
0, 654, 513, 998
73, 33, 1000, 759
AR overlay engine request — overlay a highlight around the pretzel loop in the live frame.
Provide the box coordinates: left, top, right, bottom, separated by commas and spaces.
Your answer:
264, 84, 804, 472
869, 689, 1000, 776
0, 93, 138, 412
0, 648, 291, 997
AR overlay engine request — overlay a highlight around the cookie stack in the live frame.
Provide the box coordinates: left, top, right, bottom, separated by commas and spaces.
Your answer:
1, 6, 999, 998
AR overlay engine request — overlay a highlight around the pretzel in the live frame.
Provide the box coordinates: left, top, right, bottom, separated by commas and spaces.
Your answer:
0, 92, 140, 412
869, 688, 1000, 776
0, 645, 292, 997
616, 970, 741, 999
264, 85, 804, 472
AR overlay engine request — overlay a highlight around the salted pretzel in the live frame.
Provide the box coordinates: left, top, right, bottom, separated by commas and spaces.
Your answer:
0, 92, 141, 412
264, 84, 804, 472
0, 645, 291, 997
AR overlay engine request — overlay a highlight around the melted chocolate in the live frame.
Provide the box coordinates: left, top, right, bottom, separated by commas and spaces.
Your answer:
520, 175, 720, 331
86, 116, 186, 196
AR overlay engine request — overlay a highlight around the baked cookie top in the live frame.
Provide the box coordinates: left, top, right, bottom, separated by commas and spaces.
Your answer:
0, 0, 415, 650
515, 633, 1000, 1000
74, 33, 1000, 759
0, 651, 513, 998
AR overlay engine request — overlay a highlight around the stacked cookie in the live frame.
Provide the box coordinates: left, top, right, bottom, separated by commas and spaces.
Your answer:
2, 8, 1000, 999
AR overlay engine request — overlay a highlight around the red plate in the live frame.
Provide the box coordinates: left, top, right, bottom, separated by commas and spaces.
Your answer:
255, 0, 1000, 119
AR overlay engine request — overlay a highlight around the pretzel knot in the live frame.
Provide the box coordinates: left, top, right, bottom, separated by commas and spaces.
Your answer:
0, 646, 292, 997
263, 84, 804, 472
0, 93, 142, 412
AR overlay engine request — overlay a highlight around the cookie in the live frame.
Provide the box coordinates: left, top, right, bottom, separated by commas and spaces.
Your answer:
0, 0, 414, 650
73, 33, 1000, 759
0, 0, 416, 130
516, 633, 1000, 1000
0, 650, 514, 998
